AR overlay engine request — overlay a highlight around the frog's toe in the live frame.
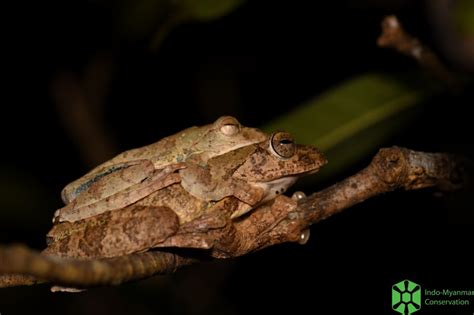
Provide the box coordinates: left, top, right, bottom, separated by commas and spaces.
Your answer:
298, 229, 311, 245
291, 191, 306, 200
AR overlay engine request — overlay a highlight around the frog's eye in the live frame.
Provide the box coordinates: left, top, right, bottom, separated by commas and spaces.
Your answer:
270, 132, 296, 159
217, 116, 241, 136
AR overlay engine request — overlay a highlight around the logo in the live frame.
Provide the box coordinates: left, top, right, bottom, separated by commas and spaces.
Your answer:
392, 280, 422, 314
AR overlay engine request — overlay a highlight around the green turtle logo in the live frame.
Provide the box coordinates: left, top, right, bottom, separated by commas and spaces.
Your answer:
392, 280, 421, 314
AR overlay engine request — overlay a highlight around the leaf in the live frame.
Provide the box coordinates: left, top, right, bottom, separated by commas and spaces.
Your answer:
178, 0, 245, 21
150, 0, 245, 50
262, 72, 438, 181
116, 0, 245, 51
454, 0, 474, 35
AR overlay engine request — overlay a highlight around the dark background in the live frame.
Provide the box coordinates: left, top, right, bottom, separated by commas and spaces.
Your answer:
1, 1, 473, 314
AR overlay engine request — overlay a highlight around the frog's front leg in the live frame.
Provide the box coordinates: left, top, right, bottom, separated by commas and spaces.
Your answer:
179, 165, 264, 205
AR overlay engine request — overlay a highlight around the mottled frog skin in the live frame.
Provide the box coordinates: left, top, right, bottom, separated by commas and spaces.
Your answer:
180, 132, 327, 218
55, 116, 266, 223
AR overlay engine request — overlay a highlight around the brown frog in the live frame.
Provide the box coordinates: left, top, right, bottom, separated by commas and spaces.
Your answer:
45, 132, 326, 259
179, 131, 327, 218
55, 116, 266, 223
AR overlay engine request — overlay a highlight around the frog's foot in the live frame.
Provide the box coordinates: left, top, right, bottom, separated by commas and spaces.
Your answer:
229, 178, 264, 204
51, 286, 86, 293
298, 229, 311, 245
291, 191, 306, 200
230, 203, 253, 219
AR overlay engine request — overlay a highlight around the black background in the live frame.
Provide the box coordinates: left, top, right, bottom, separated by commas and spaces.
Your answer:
1, 1, 473, 314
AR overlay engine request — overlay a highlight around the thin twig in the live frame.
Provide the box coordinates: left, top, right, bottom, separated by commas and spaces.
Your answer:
377, 15, 457, 86
0, 147, 466, 288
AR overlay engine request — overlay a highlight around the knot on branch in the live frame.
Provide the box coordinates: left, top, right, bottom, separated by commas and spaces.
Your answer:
372, 146, 409, 188
372, 146, 466, 191
405, 151, 465, 191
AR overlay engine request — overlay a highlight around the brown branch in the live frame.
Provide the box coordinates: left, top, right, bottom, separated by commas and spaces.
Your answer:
377, 15, 457, 86
0, 147, 466, 289
0, 247, 196, 288
210, 146, 464, 256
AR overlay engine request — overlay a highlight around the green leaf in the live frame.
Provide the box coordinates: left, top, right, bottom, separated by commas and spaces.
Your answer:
454, 0, 474, 35
262, 72, 437, 181
116, 0, 245, 51
178, 0, 245, 21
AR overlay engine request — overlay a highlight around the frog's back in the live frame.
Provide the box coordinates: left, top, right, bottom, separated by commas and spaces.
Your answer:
60, 125, 201, 204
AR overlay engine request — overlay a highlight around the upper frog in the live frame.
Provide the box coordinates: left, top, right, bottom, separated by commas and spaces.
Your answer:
61, 116, 266, 204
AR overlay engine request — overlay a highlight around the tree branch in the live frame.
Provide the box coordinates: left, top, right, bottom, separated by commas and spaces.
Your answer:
0, 147, 466, 289
0, 248, 195, 288
210, 146, 464, 256
377, 15, 457, 86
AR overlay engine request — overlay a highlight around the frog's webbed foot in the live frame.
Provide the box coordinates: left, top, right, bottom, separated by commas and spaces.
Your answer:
232, 180, 265, 205
230, 203, 253, 219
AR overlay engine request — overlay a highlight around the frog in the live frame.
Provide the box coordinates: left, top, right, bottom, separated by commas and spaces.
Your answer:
54, 116, 267, 223
179, 131, 327, 218
45, 131, 326, 259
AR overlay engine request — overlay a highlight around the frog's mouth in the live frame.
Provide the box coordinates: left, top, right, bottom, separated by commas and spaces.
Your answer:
254, 176, 299, 202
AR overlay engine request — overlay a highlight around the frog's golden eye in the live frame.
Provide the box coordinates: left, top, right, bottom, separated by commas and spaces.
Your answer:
217, 116, 241, 136
270, 132, 296, 159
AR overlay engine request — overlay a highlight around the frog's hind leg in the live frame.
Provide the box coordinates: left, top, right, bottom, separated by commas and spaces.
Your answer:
55, 164, 184, 223
62, 160, 154, 204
